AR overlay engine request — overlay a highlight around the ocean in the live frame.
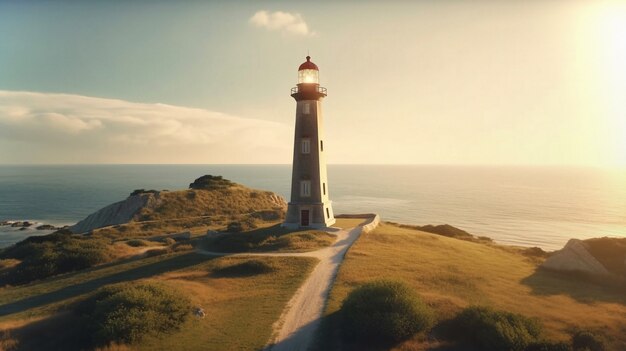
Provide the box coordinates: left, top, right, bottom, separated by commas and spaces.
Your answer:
0, 165, 624, 250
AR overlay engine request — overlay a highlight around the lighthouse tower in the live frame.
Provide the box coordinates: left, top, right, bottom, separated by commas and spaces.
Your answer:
283, 56, 335, 229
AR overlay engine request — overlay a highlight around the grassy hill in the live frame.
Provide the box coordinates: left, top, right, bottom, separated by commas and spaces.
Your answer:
90, 186, 285, 239
72, 175, 287, 237
133, 185, 285, 222
0, 251, 317, 350
318, 222, 626, 350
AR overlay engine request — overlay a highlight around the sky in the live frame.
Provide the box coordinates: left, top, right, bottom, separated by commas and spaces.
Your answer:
0, 0, 625, 166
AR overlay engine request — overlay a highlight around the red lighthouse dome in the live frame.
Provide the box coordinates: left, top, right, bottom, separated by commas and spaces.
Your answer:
298, 56, 318, 71
298, 56, 319, 84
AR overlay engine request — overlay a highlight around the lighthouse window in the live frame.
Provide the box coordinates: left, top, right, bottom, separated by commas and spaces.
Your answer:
300, 180, 311, 197
303, 103, 310, 114
326, 208, 330, 218
301, 138, 311, 154
323, 183, 326, 195
320, 140, 324, 151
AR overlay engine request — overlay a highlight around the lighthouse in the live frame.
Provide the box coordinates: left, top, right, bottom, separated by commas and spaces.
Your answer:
283, 56, 335, 229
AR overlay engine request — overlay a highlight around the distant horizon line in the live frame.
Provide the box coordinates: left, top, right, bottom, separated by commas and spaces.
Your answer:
0, 163, 624, 170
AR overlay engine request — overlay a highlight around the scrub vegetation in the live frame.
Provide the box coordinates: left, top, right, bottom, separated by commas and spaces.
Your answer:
84, 176, 286, 239
444, 306, 543, 350
0, 232, 116, 286
133, 185, 284, 222
205, 224, 336, 253
340, 280, 433, 344
0, 177, 318, 350
317, 222, 626, 350
0, 252, 317, 351
76, 282, 191, 346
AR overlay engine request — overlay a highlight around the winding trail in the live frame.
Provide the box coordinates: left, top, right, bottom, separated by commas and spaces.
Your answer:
196, 223, 368, 351
264, 225, 363, 351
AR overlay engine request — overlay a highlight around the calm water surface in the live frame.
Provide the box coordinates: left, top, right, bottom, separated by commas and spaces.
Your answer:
0, 165, 624, 250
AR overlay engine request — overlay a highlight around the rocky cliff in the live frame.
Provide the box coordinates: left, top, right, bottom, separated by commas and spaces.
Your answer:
541, 239, 611, 276
70, 193, 159, 234
541, 237, 626, 278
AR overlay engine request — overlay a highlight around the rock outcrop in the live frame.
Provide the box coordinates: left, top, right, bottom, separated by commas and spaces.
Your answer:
70, 193, 158, 234
541, 239, 611, 276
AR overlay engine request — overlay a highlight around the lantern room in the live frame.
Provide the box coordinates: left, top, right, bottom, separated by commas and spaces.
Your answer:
298, 56, 319, 84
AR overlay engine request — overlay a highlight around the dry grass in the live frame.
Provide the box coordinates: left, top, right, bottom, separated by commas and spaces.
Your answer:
93, 343, 134, 351
0, 260, 20, 273
320, 222, 626, 350
0, 252, 317, 351
136, 256, 318, 350
205, 224, 336, 253
92, 214, 284, 240
334, 218, 368, 229
0, 331, 18, 351
92, 215, 227, 239
135, 185, 284, 221
90, 184, 286, 240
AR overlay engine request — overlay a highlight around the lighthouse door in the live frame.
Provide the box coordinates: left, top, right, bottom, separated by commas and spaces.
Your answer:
300, 210, 310, 226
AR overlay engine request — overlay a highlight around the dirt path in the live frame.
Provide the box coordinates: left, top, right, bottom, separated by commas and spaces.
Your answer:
265, 226, 363, 351
196, 225, 365, 351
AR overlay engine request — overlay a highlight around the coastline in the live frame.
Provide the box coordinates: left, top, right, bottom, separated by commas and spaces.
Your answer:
0, 220, 70, 249
1, 165, 624, 251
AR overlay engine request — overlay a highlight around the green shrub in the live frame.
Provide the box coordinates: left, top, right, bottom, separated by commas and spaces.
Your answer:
0, 233, 113, 285
125, 239, 148, 247
76, 282, 191, 345
212, 259, 275, 277
227, 222, 243, 233
571, 330, 606, 351
340, 279, 433, 344
446, 306, 543, 351
526, 341, 572, 351
189, 175, 234, 190
207, 225, 333, 253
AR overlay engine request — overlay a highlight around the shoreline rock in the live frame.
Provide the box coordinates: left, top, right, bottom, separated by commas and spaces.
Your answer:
69, 192, 158, 234
11, 221, 33, 228
541, 239, 611, 276
0, 220, 64, 232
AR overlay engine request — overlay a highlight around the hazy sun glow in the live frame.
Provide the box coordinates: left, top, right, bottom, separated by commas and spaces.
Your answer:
596, 2, 626, 166
1, 1, 625, 166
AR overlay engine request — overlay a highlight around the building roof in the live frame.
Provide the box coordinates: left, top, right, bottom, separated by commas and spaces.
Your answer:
298, 56, 319, 71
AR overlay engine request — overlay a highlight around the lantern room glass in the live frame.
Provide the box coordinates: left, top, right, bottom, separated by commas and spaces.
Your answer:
298, 69, 319, 84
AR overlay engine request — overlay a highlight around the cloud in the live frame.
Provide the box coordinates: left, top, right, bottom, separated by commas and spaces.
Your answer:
0, 91, 292, 164
249, 10, 315, 36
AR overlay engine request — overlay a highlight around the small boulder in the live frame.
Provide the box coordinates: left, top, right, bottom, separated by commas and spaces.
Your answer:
193, 307, 206, 318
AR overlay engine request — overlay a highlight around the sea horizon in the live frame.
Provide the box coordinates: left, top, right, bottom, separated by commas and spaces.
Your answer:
1, 164, 624, 251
